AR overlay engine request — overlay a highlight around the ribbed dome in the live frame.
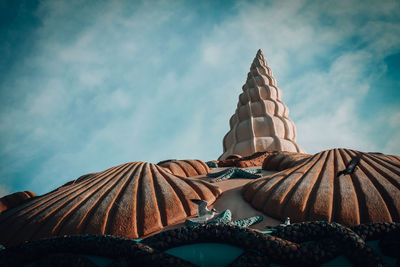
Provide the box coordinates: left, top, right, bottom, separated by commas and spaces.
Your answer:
262, 152, 311, 171
0, 191, 36, 213
219, 49, 304, 160
369, 152, 400, 164
54, 172, 99, 192
0, 162, 221, 246
158, 159, 210, 177
243, 149, 400, 226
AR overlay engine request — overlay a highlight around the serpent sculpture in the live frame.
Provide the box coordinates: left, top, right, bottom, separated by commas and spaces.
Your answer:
207, 168, 262, 182
1, 221, 398, 266
142, 221, 399, 266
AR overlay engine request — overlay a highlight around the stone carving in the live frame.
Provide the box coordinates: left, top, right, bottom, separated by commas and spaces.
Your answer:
261, 151, 311, 171
243, 148, 400, 226
207, 168, 262, 183
158, 159, 210, 177
0, 162, 221, 246
0, 191, 36, 213
185, 209, 263, 227
219, 49, 304, 160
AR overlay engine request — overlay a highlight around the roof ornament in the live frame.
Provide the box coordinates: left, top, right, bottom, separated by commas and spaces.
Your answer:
206, 168, 262, 183
185, 205, 263, 227
219, 49, 304, 160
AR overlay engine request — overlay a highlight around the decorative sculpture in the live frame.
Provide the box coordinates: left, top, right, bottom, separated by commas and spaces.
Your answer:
0, 162, 221, 246
207, 168, 262, 182
158, 159, 210, 177
243, 148, 400, 226
219, 49, 304, 160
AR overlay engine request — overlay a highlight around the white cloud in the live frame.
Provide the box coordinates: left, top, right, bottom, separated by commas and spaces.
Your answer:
382, 110, 400, 154
28, 79, 67, 116
202, 44, 223, 66
296, 99, 378, 154
91, 88, 131, 112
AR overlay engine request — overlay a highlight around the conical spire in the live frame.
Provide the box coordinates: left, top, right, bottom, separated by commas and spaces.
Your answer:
252, 49, 270, 70
219, 49, 304, 160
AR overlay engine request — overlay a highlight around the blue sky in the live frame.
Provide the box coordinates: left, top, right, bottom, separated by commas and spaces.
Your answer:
0, 0, 399, 197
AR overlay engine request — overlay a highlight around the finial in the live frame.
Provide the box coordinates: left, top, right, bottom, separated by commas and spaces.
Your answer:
251, 49, 268, 69
218, 47, 304, 160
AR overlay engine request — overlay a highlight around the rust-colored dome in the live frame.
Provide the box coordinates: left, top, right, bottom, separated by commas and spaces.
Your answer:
368, 152, 400, 164
54, 172, 99, 192
158, 159, 210, 177
0, 162, 221, 246
262, 152, 311, 171
0, 191, 36, 213
242, 149, 400, 226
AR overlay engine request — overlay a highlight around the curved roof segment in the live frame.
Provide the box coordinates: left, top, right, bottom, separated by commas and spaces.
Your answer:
243, 148, 400, 226
158, 159, 210, 177
261, 151, 312, 171
0, 161, 221, 246
0, 191, 36, 213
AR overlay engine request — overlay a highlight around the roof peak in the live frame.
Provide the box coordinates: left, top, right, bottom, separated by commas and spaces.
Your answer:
219, 49, 304, 160
252, 49, 268, 69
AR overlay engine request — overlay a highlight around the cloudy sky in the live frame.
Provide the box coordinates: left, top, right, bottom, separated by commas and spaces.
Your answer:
1, 0, 399, 197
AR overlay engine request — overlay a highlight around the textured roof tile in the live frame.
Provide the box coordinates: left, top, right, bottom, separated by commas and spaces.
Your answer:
243, 148, 400, 226
0, 162, 221, 246
0, 191, 36, 213
158, 159, 210, 177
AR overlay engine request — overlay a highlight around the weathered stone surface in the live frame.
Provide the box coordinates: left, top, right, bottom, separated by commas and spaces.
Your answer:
0, 191, 36, 213
158, 159, 210, 177
234, 152, 272, 167
215, 151, 310, 169
261, 151, 311, 171
53, 172, 98, 192
243, 148, 400, 226
0, 162, 221, 246
219, 49, 304, 160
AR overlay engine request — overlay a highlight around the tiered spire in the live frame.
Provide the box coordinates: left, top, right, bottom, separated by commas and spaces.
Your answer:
219, 49, 304, 160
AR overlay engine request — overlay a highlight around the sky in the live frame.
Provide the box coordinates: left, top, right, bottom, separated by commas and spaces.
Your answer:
0, 0, 399, 197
